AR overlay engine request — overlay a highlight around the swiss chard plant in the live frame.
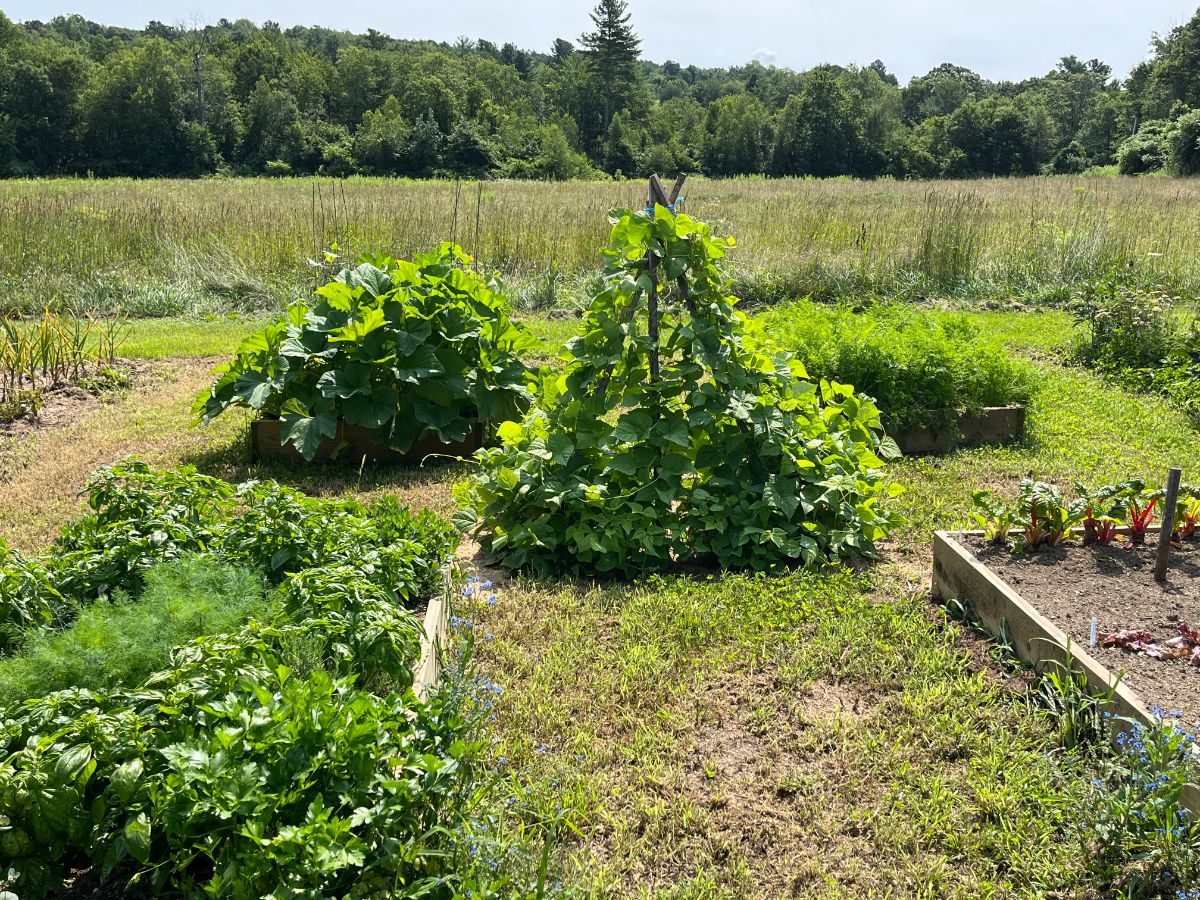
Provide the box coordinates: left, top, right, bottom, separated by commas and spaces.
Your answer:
1070, 481, 1139, 545
1124, 480, 1156, 546
456, 202, 903, 576
971, 490, 1016, 544
1013, 479, 1076, 549
973, 479, 1080, 549
1175, 485, 1200, 538
194, 244, 540, 460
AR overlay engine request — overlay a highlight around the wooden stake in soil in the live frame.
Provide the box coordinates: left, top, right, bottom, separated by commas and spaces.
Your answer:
1155, 467, 1182, 582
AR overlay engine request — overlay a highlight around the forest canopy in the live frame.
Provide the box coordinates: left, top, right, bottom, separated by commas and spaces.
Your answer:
4, 0, 1200, 180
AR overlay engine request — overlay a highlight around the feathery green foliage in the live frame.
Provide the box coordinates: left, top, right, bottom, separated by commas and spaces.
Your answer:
0, 555, 268, 705
761, 300, 1036, 431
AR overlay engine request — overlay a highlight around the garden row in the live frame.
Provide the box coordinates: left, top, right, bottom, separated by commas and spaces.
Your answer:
0, 460, 471, 897
0, 310, 130, 423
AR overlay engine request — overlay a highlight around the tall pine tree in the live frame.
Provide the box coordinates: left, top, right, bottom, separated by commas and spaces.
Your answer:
580, 0, 641, 141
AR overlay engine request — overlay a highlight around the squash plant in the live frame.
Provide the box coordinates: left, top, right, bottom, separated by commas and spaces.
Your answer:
455, 203, 903, 576
194, 244, 539, 460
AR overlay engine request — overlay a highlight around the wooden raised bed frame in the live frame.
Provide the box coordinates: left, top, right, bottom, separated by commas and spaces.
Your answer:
250, 418, 485, 464
894, 406, 1025, 456
931, 528, 1200, 813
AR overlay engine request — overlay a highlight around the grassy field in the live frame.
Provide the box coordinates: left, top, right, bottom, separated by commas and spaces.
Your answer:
4, 176, 1200, 316
1, 308, 1195, 896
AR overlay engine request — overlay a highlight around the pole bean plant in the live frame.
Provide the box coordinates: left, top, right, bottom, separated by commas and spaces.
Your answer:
455, 204, 904, 576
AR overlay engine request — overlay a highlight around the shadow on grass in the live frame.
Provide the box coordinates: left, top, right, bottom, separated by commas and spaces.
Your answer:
177, 437, 473, 506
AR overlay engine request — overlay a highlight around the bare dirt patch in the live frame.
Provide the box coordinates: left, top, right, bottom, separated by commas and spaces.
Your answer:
622, 672, 886, 895
0, 360, 156, 459
0, 358, 239, 551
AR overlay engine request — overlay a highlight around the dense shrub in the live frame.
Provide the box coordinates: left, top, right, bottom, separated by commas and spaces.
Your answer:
195, 244, 539, 460
1069, 279, 1176, 371
1167, 108, 1200, 176
456, 205, 903, 576
1068, 277, 1200, 420
761, 300, 1036, 431
1116, 122, 1170, 175
0, 555, 267, 706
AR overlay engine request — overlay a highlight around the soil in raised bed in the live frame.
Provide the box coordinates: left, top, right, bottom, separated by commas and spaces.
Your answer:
966, 536, 1200, 733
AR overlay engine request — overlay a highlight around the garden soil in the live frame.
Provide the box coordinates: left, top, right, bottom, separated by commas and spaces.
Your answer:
969, 537, 1200, 733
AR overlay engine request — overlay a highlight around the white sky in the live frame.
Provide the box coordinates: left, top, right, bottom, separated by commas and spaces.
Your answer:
6, 0, 1198, 83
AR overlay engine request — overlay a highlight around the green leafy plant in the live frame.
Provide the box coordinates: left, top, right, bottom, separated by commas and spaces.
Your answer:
1125, 483, 1157, 547
45, 459, 457, 608
1070, 278, 1179, 373
0, 628, 473, 898
973, 479, 1083, 549
1014, 479, 1077, 549
0, 457, 476, 898
194, 244, 540, 460
1080, 712, 1200, 897
1175, 485, 1200, 539
1035, 647, 1115, 752
971, 489, 1015, 544
1070, 481, 1137, 545
457, 202, 903, 576
0, 539, 63, 655
0, 555, 268, 706
762, 299, 1036, 432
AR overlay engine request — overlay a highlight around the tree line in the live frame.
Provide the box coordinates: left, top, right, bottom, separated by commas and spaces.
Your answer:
3, 0, 1200, 180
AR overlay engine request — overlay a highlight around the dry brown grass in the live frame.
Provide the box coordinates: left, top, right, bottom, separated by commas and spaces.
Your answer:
0, 358, 465, 552
6, 175, 1200, 313
0, 360, 240, 551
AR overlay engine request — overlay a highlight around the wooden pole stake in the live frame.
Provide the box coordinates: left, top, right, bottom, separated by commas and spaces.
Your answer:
1155, 467, 1182, 582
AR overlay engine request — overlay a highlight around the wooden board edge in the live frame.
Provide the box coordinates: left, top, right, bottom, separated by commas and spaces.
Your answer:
931, 530, 1198, 814
414, 580, 452, 699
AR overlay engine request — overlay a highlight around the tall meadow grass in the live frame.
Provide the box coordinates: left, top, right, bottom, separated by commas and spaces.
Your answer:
2, 175, 1199, 314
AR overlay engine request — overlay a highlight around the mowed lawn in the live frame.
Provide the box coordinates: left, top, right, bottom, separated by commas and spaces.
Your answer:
1, 308, 1194, 897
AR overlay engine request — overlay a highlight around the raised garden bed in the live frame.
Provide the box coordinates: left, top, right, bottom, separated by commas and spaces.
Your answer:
932, 527, 1200, 812
250, 418, 485, 463
893, 406, 1026, 456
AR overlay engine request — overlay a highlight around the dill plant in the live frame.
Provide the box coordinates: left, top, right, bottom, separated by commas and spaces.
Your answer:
0, 555, 267, 705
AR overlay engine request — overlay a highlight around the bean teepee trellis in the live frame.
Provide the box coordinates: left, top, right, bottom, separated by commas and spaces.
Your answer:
459, 177, 902, 576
